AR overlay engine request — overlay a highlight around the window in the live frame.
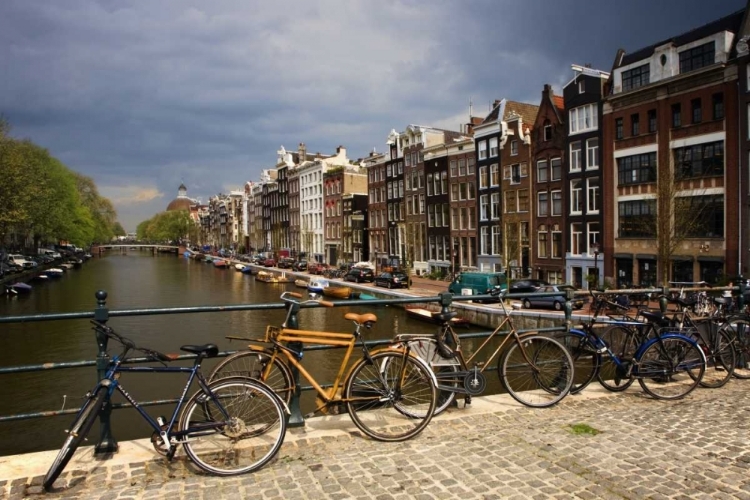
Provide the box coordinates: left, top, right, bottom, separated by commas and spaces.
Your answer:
578, 79, 585, 93
570, 180, 583, 214
551, 190, 562, 216
458, 158, 466, 176
451, 183, 459, 201
571, 223, 583, 255
569, 104, 598, 134
480, 227, 489, 255
587, 223, 600, 254
713, 93, 724, 120
615, 118, 623, 140
491, 193, 500, 219
692, 98, 702, 124
682, 194, 724, 237
489, 137, 498, 157
622, 63, 650, 92
544, 123, 552, 141
426, 174, 433, 196
619, 200, 656, 237
631, 113, 640, 136
518, 189, 529, 212
552, 230, 562, 258
478, 141, 487, 160
648, 109, 657, 133
537, 160, 549, 183
679, 41, 715, 74
586, 138, 599, 169
479, 166, 488, 189
404, 154, 410, 167
468, 157, 475, 174
538, 192, 549, 217
550, 157, 562, 181
672, 103, 681, 127
617, 152, 657, 185
480, 195, 489, 220
490, 164, 500, 186
510, 164, 521, 184
511, 140, 518, 156
441, 171, 448, 194
570, 142, 582, 171
538, 227, 548, 258
673, 141, 724, 179
504, 190, 515, 213
587, 177, 600, 213
450, 160, 457, 177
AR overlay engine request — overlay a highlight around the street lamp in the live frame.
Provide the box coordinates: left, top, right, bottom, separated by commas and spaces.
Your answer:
591, 242, 600, 290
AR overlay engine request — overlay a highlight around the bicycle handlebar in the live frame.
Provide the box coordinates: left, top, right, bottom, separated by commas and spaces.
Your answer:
90, 320, 173, 362
279, 291, 334, 308
589, 291, 630, 313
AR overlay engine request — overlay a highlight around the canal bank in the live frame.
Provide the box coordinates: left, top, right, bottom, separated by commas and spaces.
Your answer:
3, 381, 749, 498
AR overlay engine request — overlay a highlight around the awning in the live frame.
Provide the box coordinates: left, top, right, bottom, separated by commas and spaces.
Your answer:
671, 255, 694, 262
614, 253, 633, 259
697, 256, 724, 263
636, 254, 657, 260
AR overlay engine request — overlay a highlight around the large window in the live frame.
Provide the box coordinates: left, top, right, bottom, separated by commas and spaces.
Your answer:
480, 227, 488, 254
551, 157, 562, 181
569, 104, 598, 134
490, 164, 500, 186
673, 141, 724, 179
570, 142, 582, 171
537, 226, 548, 258
672, 103, 682, 127
587, 177, 600, 213
617, 152, 657, 185
570, 180, 583, 214
571, 223, 583, 255
552, 230, 562, 258
622, 63, 650, 92
648, 109, 657, 133
491, 226, 501, 255
631, 113, 640, 136
537, 160, 549, 183
713, 93, 724, 120
683, 194, 724, 237
618, 200, 656, 237
551, 190, 562, 216
489, 137, 498, 157
538, 192, 549, 217
518, 189, 529, 212
691, 98, 702, 124
478, 141, 487, 160
479, 166, 488, 189
615, 118, 623, 140
679, 41, 715, 74
491, 193, 500, 219
586, 138, 599, 169
480, 194, 489, 220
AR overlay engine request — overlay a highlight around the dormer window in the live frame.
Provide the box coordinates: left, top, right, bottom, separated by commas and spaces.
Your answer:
543, 121, 552, 141
622, 63, 650, 92
679, 41, 715, 74
578, 80, 585, 94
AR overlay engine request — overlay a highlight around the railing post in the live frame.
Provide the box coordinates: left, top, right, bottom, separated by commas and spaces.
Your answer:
564, 289, 574, 331
93, 290, 119, 455
285, 304, 305, 427
439, 291, 453, 314
659, 286, 670, 313
737, 279, 747, 311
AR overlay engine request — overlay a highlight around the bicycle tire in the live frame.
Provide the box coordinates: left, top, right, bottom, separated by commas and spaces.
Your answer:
724, 318, 750, 379
696, 326, 735, 388
636, 337, 705, 400
499, 336, 574, 408
399, 338, 460, 415
179, 377, 287, 475
43, 388, 106, 491
596, 325, 637, 392
208, 350, 294, 404
556, 332, 600, 394
345, 351, 436, 442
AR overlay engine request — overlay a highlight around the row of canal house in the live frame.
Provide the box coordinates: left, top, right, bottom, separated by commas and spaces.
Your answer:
234, 5, 750, 287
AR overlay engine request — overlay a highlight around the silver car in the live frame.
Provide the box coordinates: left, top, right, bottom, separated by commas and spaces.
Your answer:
521, 284, 585, 311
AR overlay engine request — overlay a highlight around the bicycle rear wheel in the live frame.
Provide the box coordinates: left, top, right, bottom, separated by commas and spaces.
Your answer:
596, 326, 637, 392
345, 351, 436, 442
401, 338, 461, 415
500, 336, 574, 408
724, 318, 750, 379
208, 350, 294, 404
179, 377, 287, 475
43, 388, 106, 491
637, 337, 705, 400
556, 332, 600, 394
696, 326, 735, 388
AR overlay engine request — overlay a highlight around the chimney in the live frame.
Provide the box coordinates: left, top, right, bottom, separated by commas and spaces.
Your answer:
336, 145, 346, 157
298, 142, 306, 163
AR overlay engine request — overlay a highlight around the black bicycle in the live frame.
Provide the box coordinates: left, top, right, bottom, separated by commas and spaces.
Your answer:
43, 320, 288, 491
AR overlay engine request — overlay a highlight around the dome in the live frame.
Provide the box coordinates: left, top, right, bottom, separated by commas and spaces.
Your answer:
166, 183, 193, 212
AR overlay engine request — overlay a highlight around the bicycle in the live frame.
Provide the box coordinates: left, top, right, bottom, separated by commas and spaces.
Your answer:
389, 288, 575, 415
43, 320, 287, 492
209, 292, 437, 442
556, 291, 707, 400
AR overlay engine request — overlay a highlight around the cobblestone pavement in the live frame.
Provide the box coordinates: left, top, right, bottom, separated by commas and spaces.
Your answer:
4, 381, 750, 500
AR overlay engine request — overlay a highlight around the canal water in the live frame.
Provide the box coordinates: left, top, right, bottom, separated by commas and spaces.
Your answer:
0, 251, 463, 456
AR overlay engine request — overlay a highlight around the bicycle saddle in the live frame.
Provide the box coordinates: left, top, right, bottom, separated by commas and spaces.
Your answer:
180, 344, 219, 357
639, 310, 670, 327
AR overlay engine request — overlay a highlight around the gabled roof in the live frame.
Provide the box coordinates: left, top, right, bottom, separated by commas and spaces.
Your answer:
553, 96, 564, 112
619, 8, 745, 67
504, 101, 539, 127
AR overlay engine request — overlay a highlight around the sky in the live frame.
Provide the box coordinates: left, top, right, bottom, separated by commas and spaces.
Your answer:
1, 0, 747, 231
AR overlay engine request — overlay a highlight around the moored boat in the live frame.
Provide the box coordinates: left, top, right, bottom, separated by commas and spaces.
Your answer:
294, 279, 309, 288
9, 282, 32, 294
405, 307, 472, 328
307, 279, 329, 294
256, 271, 293, 283
240, 265, 254, 274
59, 263, 75, 270
213, 259, 229, 268
323, 286, 355, 300
234, 263, 246, 271
46, 268, 64, 276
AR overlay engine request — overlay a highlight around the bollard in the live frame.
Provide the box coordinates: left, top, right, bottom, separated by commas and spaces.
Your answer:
93, 290, 119, 455
659, 286, 670, 313
284, 301, 305, 427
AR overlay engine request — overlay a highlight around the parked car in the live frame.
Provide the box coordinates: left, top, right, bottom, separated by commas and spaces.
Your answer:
262, 258, 276, 267
448, 272, 507, 302
292, 261, 308, 272
277, 258, 295, 269
373, 271, 409, 289
344, 267, 375, 283
7, 254, 33, 269
508, 279, 550, 295
308, 262, 328, 275
521, 284, 586, 311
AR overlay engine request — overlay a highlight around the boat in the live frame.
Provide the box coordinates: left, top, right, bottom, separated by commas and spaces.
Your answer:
256, 271, 293, 284
307, 279, 329, 294
59, 262, 75, 270
405, 307, 472, 328
358, 293, 378, 301
204, 255, 214, 263
323, 286, 356, 300
213, 259, 229, 268
240, 265, 254, 274
46, 268, 64, 276
294, 279, 309, 288
9, 282, 32, 294
234, 263, 246, 271
193, 253, 205, 261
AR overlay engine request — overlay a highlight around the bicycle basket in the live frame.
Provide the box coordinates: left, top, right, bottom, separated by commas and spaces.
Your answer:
265, 325, 282, 342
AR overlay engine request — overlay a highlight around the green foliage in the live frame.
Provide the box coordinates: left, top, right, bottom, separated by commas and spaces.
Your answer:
0, 122, 119, 247
568, 423, 601, 436
136, 210, 194, 243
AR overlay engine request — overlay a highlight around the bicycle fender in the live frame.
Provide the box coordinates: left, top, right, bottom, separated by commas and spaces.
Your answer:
567, 329, 588, 337
633, 332, 700, 359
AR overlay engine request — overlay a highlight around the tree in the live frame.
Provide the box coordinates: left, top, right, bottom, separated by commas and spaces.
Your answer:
112, 222, 127, 237
136, 211, 194, 243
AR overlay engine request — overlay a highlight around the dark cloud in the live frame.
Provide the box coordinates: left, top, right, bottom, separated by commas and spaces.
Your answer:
1, 0, 746, 230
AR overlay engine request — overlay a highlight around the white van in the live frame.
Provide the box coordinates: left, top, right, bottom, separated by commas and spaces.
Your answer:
8, 254, 33, 269
38, 248, 62, 259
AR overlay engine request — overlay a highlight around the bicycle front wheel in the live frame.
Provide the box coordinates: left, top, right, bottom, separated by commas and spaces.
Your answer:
345, 351, 436, 442
43, 388, 106, 491
697, 326, 735, 388
556, 332, 599, 394
596, 326, 637, 392
208, 350, 294, 404
637, 337, 706, 400
500, 336, 574, 408
401, 338, 461, 415
179, 377, 287, 475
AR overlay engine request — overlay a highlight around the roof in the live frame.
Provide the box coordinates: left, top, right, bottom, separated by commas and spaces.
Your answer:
166, 197, 193, 212
620, 8, 745, 67
553, 95, 564, 112
480, 99, 539, 127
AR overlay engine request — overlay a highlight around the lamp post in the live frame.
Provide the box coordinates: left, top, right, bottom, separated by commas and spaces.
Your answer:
591, 242, 600, 290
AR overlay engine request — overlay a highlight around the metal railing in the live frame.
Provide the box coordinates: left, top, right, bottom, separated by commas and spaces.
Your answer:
1, 283, 745, 456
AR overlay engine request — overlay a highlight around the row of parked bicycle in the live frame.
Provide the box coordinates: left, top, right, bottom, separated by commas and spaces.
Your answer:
41, 286, 750, 491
